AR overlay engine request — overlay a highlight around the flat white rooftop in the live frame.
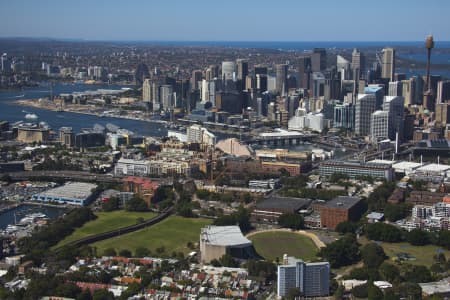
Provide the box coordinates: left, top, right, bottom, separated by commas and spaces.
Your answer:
201, 225, 252, 247
37, 182, 97, 200
416, 163, 450, 172
392, 161, 423, 170
368, 159, 396, 166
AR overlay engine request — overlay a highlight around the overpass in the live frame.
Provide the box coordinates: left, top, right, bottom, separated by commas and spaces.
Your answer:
245, 130, 317, 146
6, 170, 122, 184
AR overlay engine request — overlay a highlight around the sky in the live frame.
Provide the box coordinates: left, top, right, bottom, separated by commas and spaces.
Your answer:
1, 0, 450, 41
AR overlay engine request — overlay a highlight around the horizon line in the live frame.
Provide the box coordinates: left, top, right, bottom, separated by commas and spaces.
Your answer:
1, 36, 449, 43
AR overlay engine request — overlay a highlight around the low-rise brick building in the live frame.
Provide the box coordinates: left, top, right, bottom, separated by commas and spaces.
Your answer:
317, 196, 364, 230
122, 176, 160, 206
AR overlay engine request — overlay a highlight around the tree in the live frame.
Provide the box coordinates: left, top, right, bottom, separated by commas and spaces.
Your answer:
245, 260, 277, 281
334, 285, 345, 300
379, 262, 400, 283
361, 243, 386, 269
135, 247, 150, 258
125, 196, 148, 211
367, 284, 384, 300
401, 264, 432, 283
219, 254, 239, 268
407, 229, 430, 246
384, 203, 411, 222
351, 283, 368, 298
103, 248, 117, 256
54, 282, 82, 298
119, 249, 132, 257
286, 288, 301, 300
335, 221, 358, 235
319, 235, 360, 268
102, 197, 119, 211
278, 213, 304, 230
365, 223, 403, 242
437, 230, 450, 249
348, 267, 369, 280
76, 289, 93, 300
92, 288, 115, 300
397, 282, 422, 300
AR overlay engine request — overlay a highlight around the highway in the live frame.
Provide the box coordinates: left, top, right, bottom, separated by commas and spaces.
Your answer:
6, 170, 122, 184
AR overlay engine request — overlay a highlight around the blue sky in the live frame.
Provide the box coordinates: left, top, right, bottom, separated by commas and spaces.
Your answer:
1, 0, 449, 41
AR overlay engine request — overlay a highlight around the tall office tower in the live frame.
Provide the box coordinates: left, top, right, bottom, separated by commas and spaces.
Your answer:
436, 103, 450, 127
389, 81, 403, 96
236, 59, 248, 80
151, 81, 161, 111
364, 85, 385, 109
351, 48, 365, 80
201, 79, 209, 103
205, 65, 219, 80
298, 56, 312, 89
336, 55, 351, 80
437, 80, 450, 104
412, 76, 424, 105
370, 110, 389, 142
402, 78, 416, 107
276, 64, 288, 95
160, 85, 173, 110
254, 65, 268, 76
142, 78, 152, 102
334, 103, 355, 130
312, 72, 325, 98
312, 48, 327, 72
190, 70, 203, 91
221, 61, 236, 81
256, 74, 268, 92
277, 256, 330, 298
383, 96, 405, 140
381, 48, 395, 81
59, 127, 74, 148
355, 94, 377, 136
245, 75, 254, 90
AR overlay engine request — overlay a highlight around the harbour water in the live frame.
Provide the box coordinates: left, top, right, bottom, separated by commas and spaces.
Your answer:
0, 204, 67, 230
0, 83, 168, 137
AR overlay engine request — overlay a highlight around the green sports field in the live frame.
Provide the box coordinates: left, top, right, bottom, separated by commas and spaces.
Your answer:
55, 210, 157, 248
92, 216, 212, 256
248, 231, 319, 262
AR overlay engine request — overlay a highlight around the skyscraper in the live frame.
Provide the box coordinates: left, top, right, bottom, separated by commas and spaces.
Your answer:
381, 48, 395, 81
402, 78, 416, 107
355, 94, 377, 136
312, 48, 327, 72
190, 70, 203, 91
221, 61, 236, 81
388, 81, 403, 97
351, 48, 365, 80
142, 78, 152, 102
160, 85, 173, 110
236, 59, 248, 81
298, 56, 312, 89
275, 64, 288, 95
370, 110, 389, 142
277, 255, 330, 298
437, 80, 450, 103
382, 96, 404, 140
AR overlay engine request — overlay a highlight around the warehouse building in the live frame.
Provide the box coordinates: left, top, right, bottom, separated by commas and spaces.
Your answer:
200, 225, 254, 263
31, 182, 97, 206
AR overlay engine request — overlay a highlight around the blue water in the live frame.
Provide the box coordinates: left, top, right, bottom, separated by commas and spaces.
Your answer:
121, 40, 450, 50
0, 204, 67, 230
0, 83, 168, 136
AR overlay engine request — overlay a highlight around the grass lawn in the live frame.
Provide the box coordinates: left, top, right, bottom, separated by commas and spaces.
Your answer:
359, 237, 450, 267
92, 216, 212, 256
56, 210, 157, 248
248, 231, 318, 262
